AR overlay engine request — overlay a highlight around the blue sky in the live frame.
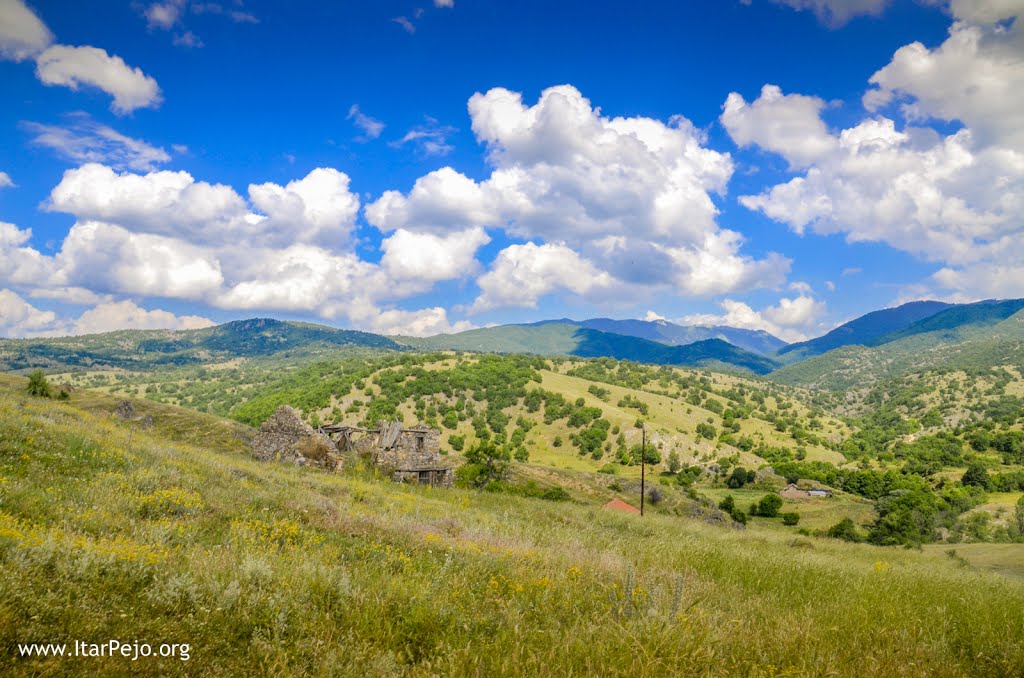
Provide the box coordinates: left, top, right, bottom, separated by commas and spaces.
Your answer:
1, 0, 1022, 340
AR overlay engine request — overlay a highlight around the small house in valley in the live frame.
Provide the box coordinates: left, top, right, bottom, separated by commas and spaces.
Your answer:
780, 483, 834, 499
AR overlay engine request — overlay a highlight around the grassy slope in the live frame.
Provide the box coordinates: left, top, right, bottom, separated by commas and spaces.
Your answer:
2, 377, 1024, 676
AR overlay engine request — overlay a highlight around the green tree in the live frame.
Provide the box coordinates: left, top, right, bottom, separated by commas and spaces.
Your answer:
457, 440, 511, 488
726, 467, 753, 489
667, 450, 682, 474
962, 461, 992, 490
26, 370, 51, 398
751, 493, 783, 518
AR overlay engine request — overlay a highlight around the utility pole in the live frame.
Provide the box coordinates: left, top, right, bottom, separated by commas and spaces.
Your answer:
640, 424, 646, 516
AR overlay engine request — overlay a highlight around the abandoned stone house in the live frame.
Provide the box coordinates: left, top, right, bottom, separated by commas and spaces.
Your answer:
252, 406, 452, 487
323, 420, 453, 487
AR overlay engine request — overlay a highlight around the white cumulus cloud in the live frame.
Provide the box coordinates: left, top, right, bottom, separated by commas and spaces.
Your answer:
682, 294, 826, 342
74, 299, 213, 334
369, 85, 788, 310
0, 289, 65, 338
35, 45, 162, 114
471, 242, 615, 313
722, 84, 836, 167
0, 0, 53, 61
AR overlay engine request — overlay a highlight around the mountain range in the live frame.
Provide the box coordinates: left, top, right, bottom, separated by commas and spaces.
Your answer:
3, 299, 1024, 381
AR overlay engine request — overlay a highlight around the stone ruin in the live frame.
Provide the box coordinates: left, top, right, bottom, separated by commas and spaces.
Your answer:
326, 420, 453, 487
112, 400, 154, 429
251, 406, 452, 486
113, 400, 136, 420
252, 406, 343, 471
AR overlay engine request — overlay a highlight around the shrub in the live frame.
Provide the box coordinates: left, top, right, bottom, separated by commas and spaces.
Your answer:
540, 487, 571, 502
696, 423, 716, 440
752, 494, 783, 518
647, 487, 664, 506
827, 517, 863, 542
26, 370, 51, 398
782, 512, 800, 526
726, 467, 755, 489
457, 440, 511, 488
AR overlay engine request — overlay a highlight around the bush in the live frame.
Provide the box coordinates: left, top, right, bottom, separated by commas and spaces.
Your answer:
752, 493, 783, 518
540, 487, 571, 502
696, 423, 716, 440
726, 467, 755, 489
782, 512, 800, 526
647, 487, 664, 506
26, 370, 51, 398
457, 441, 511, 488
827, 517, 863, 542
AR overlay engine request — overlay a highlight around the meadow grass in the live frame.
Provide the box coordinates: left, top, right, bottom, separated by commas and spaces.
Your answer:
1, 378, 1023, 676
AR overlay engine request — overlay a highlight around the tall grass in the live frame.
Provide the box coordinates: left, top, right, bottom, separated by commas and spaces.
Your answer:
1, 379, 1022, 676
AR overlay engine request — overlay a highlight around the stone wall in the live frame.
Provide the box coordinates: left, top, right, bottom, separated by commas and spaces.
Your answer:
253, 406, 342, 471
374, 425, 442, 471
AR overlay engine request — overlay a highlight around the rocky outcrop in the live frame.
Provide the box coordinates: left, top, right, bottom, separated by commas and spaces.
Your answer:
253, 406, 342, 471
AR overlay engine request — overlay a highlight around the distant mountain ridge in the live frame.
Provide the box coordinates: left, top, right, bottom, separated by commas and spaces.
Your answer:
528, 317, 787, 355
402, 322, 779, 374
0, 318, 400, 371
7, 299, 1024, 380
776, 300, 955, 362
771, 302, 1024, 389
867, 299, 1024, 346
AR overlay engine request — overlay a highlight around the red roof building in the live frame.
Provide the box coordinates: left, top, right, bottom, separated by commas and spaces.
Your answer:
603, 498, 641, 514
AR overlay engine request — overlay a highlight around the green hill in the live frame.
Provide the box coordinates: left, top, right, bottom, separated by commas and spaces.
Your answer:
776, 300, 953, 362
771, 308, 1024, 390
403, 323, 779, 374
869, 299, 1024, 346
0, 318, 400, 372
